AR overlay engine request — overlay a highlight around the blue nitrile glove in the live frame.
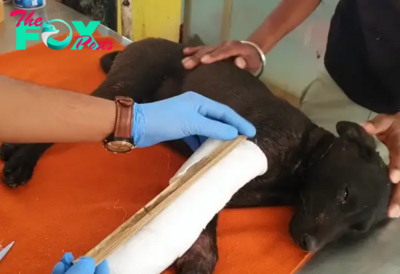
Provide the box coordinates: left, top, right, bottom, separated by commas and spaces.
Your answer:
132, 91, 256, 149
52, 252, 109, 274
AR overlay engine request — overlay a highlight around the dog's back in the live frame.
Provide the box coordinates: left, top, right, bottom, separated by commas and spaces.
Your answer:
99, 38, 314, 193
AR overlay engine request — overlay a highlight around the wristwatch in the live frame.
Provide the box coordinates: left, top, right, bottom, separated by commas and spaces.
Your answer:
103, 96, 135, 153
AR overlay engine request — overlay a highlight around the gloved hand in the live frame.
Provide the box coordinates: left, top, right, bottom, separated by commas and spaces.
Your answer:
52, 252, 109, 274
132, 91, 256, 150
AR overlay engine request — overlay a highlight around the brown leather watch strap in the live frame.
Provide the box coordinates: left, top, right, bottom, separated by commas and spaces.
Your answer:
114, 96, 134, 139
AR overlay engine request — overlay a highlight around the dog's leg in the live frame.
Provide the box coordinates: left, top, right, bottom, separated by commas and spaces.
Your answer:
0, 143, 53, 188
176, 214, 219, 274
174, 184, 294, 274
0, 143, 24, 162
226, 185, 296, 208
166, 139, 218, 274
94, 38, 185, 102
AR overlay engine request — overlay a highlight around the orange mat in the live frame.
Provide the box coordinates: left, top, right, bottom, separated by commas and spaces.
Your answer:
0, 33, 311, 274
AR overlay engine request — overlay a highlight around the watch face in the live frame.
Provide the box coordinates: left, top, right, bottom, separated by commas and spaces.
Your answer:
105, 141, 134, 153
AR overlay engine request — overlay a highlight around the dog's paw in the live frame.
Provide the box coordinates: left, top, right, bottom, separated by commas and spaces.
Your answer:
2, 157, 35, 188
1, 145, 36, 188
176, 234, 218, 274
0, 143, 23, 162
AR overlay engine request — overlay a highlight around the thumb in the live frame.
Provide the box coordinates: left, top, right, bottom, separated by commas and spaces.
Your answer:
234, 57, 247, 69
389, 184, 400, 218
362, 114, 394, 135
388, 142, 400, 183
182, 136, 202, 151
94, 260, 109, 274
52, 253, 74, 274
65, 257, 96, 274
189, 115, 238, 141
52, 262, 67, 274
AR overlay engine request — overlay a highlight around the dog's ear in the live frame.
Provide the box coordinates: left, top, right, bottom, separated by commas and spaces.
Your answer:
300, 126, 335, 171
307, 126, 328, 146
336, 121, 376, 151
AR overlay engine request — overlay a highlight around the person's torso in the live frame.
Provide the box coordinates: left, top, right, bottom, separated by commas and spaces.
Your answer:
325, 0, 400, 114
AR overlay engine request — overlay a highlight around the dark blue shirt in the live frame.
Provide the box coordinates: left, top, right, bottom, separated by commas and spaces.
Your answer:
325, 0, 400, 114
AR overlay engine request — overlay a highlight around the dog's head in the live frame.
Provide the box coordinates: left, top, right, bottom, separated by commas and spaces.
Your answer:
290, 121, 392, 252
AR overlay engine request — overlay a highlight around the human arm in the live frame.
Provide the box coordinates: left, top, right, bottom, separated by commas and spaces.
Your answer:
0, 76, 116, 143
246, 0, 322, 54
0, 77, 255, 147
363, 114, 400, 218
52, 252, 109, 274
182, 0, 321, 71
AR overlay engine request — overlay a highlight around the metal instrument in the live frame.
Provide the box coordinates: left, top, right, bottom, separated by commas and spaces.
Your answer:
0, 241, 15, 261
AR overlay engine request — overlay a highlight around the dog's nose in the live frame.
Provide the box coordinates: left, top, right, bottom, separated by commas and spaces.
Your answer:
300, 234, 318, 252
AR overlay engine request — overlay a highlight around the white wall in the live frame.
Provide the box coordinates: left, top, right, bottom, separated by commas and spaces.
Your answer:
187, 0, 339, 98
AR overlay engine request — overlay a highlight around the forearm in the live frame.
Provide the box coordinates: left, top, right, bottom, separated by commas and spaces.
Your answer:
247, 0, 321, 53
0, 76, 116, 143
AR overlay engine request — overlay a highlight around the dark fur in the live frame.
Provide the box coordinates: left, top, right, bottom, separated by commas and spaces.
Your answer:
0, 38, 393, 273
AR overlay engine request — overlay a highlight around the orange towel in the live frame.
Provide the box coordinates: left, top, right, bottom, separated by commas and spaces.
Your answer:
0, 33, 311, 274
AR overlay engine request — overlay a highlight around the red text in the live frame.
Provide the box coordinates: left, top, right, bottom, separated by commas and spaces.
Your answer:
74, 35, 113, 50
10, 10, 43, 27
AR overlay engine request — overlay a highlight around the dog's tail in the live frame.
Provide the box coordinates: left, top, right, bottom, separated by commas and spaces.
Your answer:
100, 51, 121, 74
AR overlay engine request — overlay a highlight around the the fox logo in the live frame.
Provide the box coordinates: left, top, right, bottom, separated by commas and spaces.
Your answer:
41, 21, 59, 47
40, 19, 72, 50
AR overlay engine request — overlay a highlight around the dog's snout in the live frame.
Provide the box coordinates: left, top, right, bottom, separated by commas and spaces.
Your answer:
300, 234, 318, 252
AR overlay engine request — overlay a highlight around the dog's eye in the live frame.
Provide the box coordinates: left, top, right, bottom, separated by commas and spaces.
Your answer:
341, 186, 349, 204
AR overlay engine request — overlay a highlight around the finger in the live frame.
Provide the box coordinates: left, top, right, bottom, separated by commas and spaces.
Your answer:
183, 46, 201, 55
390, 168, 400, 184
188, 115, 239, 140
66, 257, 96, 274
182, 46, 217, 69
182, 136, 201, 151
182, 47, 201, 69
204, 42, 261, 71
388, 143, 400, 183
195, 95, 256, 137
362, 114, 394, 135
201, 44, 242, 64
388, 184, 400, 218
182, 56, 199, 69
95, 260, 110, 274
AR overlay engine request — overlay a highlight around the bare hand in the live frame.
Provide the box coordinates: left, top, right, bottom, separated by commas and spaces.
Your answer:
182, 40, 262, 72
363, 113, 400, 218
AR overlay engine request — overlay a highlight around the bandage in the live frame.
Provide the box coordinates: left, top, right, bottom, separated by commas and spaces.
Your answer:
106, 138, 268, 274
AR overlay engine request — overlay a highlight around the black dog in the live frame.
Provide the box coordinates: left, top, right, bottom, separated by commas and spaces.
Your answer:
0, 38, 393, 274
